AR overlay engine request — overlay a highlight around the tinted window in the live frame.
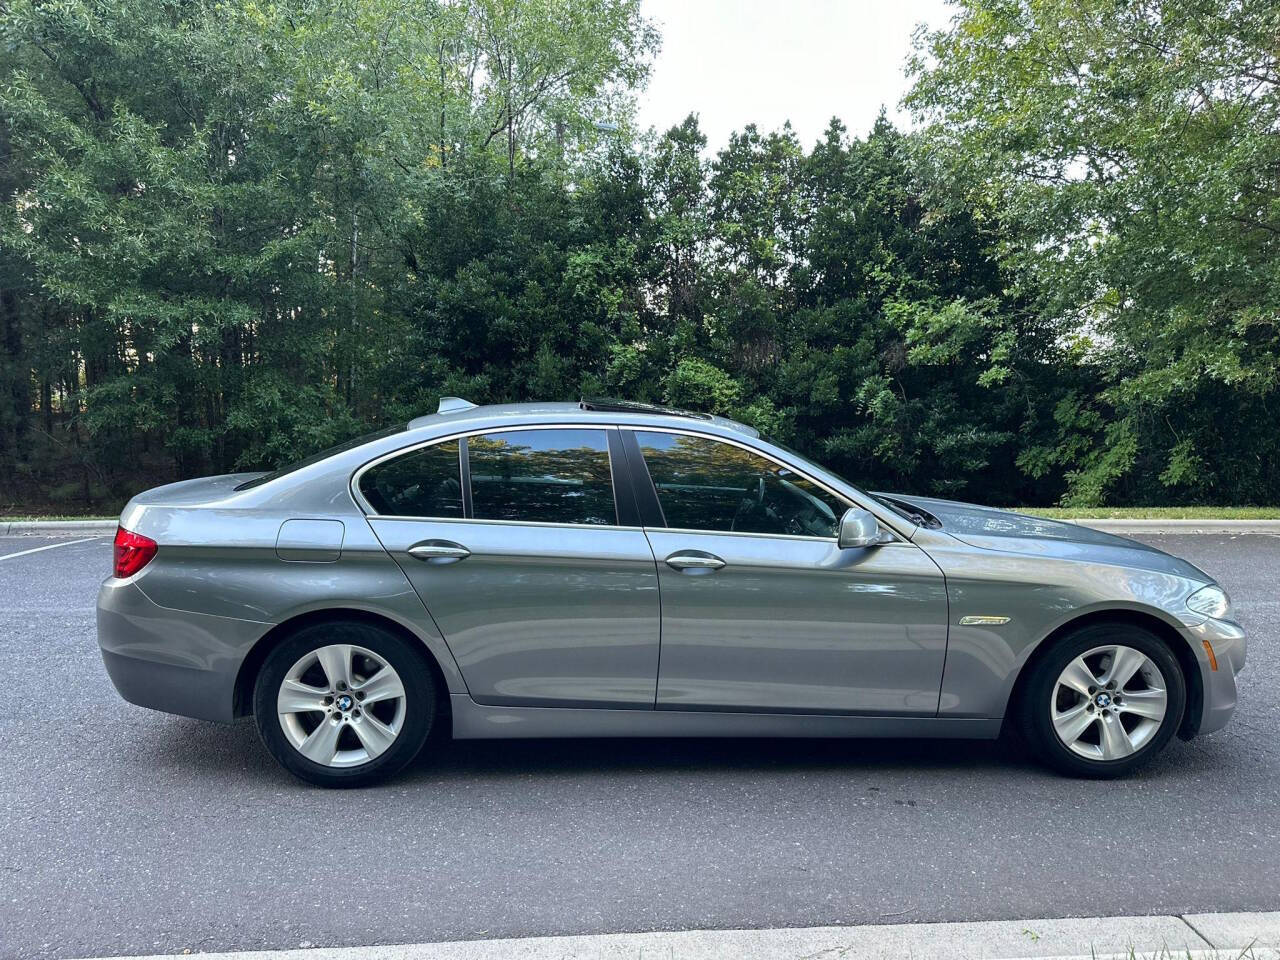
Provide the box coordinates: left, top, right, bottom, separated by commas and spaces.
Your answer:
469, 429, 616, 526
359, 440, 463, 517
635, 431, 847, 537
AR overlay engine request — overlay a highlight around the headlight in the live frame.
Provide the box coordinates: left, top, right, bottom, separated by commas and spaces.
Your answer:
1186, 585, 1232, 620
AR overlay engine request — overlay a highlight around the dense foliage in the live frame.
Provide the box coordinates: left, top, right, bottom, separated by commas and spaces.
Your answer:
908, 0, 1280, 505
0, 0, 1275, 512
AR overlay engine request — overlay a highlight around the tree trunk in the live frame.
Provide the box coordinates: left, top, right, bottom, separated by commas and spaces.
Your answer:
41, 380, 52, 436
348, 210, 358, 408
0, 286, 24, 457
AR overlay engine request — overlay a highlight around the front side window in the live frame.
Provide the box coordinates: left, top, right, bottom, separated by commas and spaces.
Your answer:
469, 429, 616, 526
358, 440, 463, 517
634, 431, 847, 538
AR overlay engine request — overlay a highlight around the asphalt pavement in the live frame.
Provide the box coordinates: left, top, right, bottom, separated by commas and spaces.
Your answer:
1, 533, 1277, 960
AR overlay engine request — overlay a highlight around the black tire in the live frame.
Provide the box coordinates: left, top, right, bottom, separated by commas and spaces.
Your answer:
1022, 623, 1186, 779
253, 619, 435, 788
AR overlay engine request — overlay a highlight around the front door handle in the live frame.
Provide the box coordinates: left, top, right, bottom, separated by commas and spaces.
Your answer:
665, 552, 726, 571
407, 540, 471, 562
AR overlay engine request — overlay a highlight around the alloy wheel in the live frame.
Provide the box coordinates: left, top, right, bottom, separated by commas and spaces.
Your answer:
277, 643, 407, 768
1049, 643, 1169, 761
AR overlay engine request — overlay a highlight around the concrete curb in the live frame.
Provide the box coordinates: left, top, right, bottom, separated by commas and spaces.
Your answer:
1068, 518, 1280, 535
62, 912, 1280, 960
0, 518, 116, 536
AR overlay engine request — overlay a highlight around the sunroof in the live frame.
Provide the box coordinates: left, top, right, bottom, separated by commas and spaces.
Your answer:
579, 397, 713, 421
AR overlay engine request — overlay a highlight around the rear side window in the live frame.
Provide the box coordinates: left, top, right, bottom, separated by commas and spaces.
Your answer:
634, 431, 846, 537
359, 440, 463, 517
469, 428, 616, 526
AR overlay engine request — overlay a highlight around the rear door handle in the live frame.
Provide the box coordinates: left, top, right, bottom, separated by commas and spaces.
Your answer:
665, 552, 726, 571
407, 540, 471, 562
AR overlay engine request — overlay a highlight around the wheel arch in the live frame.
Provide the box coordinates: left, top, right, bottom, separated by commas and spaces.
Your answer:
233, 608, 454, 735
1002, 608, 1204, 741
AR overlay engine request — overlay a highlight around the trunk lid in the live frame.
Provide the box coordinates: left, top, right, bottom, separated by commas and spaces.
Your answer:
125, 473, 264, 508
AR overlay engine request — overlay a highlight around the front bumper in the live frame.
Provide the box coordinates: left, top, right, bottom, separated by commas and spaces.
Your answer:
97, 577, 267, 723
1183, 616, 1247, 737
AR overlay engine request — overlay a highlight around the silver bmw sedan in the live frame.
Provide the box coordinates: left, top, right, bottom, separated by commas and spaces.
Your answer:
97, 398, 1245, 786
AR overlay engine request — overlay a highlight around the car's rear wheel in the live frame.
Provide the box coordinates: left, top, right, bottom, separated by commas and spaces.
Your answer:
1023, 624, 1186, 778
252, 620, 435, 787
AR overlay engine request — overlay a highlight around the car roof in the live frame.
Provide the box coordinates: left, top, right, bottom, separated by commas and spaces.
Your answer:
406, 399, 760, 438
215, 395, 914, 539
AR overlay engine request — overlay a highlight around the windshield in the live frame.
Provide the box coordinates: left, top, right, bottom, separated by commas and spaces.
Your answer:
233, 423, 407, 491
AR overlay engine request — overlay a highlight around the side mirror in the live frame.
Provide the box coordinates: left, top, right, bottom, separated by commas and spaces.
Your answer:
838, 507, 884, 549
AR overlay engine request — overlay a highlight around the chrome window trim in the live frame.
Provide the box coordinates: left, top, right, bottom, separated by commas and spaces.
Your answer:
651, 526, 884, 545
627, 425, 910, 543
365, 515, 645, 534
368, 513, 898, 546
351, 420, 911, 543
351, 423, 622, 528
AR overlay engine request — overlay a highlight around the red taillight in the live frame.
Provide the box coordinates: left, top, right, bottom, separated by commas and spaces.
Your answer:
113, 526, 157, 578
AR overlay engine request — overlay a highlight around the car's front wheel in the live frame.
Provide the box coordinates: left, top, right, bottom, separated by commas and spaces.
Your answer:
1023, 624, 1186, 778
252, 620, 435, 787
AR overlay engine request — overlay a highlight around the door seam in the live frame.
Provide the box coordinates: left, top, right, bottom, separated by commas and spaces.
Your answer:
362, 515, 473, 695
911, 540, 951, 718
641, 527, 663, 708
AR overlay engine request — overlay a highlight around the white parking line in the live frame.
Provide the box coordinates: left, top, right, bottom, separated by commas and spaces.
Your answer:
0, 536, 101, 561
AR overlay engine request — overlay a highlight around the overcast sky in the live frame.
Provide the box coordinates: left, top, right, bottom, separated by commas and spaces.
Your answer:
635, 0, 955, 150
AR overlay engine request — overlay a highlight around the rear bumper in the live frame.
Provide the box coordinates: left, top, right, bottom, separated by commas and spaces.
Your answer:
97, 577, 267, 723
1183, 616, 1246, 737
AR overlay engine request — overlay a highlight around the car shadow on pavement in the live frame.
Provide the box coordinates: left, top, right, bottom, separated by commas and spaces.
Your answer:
411, 726, 1240, 784
412, 734, 1029, 781
136, 710, 1238, 787
136, 714, 1035, 784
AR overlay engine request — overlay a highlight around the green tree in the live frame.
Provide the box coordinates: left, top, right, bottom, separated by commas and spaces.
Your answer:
6, 0, 1272, 515
908, 0, 1280, 504
0, 0, 656, 509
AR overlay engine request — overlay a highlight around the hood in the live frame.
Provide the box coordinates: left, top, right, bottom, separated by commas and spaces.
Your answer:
125, 473, 263, 508
878, 493, 1213, 583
